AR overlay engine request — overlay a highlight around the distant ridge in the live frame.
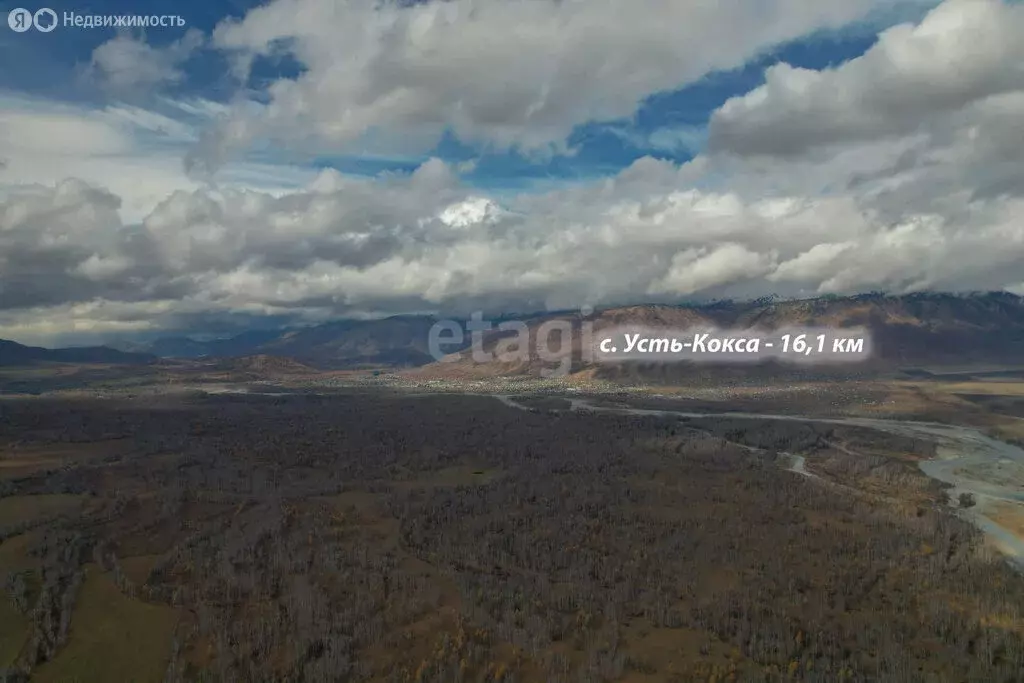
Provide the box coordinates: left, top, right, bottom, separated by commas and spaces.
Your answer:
122, 316, 445, 369
419, 291, 1024, 379
93, 292, 1024, 374
0, 339, 156, 367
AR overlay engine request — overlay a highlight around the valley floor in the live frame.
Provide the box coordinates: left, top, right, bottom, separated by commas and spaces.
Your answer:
2, 379, 1024, 681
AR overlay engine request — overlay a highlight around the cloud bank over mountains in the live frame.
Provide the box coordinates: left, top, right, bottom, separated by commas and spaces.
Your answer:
1, 0, 1022, 345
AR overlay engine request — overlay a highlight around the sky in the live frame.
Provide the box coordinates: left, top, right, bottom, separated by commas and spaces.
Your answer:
1, 0, 1023, 345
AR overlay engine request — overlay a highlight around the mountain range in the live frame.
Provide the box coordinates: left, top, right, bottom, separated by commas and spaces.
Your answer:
3, 292, 1024, 376
112, 316, 444, 369
0, 339, 155, 367
412, 292, 1024, 381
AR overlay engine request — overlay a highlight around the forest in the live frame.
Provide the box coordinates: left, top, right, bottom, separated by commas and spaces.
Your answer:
0, 391, 1023, 682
